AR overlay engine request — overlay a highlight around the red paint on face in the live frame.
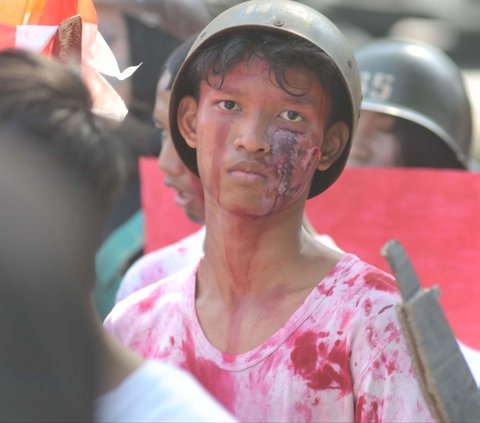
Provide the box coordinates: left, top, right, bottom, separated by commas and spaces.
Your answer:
265, 126, 320, 209
208, 123, 229, 205
364, 272, 397, 293
290, 331, 352, 395
194, 57, 329, 218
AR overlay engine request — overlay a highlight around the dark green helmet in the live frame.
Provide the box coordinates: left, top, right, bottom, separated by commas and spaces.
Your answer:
356, 38, 473, 168
169, 0, 362, 197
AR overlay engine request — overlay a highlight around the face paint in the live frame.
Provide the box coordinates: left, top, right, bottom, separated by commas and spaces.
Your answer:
263, 126, 321, 213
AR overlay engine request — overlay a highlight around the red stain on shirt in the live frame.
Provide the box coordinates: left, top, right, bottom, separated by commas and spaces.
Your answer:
363, 299, 373, 316
290, 331, 352, 395
380, 352, 397, 376
378, 304, 394, 315
356, 395, 380, 423
316, 282, 334, 296
364, 272, 397, 293
344, 275, 360, 287
366, 324, 378, 348
384, 322, 401, 343
135, 287, 163, 313
181, 329, 236, 412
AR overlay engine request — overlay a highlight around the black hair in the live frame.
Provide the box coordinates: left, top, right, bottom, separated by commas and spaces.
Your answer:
0, 48, 128, 207
395, 118, 465, 169
183, 30, 351, 128
160, 33, 198, 90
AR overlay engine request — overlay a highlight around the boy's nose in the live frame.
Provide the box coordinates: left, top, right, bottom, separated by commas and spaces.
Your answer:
233, 115, 271, 153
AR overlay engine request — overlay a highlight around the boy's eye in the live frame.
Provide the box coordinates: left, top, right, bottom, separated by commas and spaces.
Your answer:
280, 110, 302, 122
219, 100, 239, 111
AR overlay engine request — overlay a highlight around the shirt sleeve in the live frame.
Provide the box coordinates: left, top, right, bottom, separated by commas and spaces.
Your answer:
351, 299, 436, 423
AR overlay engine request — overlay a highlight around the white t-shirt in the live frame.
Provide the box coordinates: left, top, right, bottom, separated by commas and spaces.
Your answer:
115, 227, 206, 303
95, 360, 236, 422
105, 254, 435, 422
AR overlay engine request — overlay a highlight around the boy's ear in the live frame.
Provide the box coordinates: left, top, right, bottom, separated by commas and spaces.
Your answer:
177, 96, 198, 148
317, 121, 350, 171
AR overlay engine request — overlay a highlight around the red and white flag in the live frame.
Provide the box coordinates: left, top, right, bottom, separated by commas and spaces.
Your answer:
0, 0, 140, 119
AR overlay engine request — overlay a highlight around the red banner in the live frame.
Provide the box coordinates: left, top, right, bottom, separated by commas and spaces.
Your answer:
140, 158, 480, 349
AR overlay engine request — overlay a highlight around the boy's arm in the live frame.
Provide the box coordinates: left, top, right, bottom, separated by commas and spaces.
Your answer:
383, 240, 480, 422
353, 328, 436, 422
350, 286, 436, 422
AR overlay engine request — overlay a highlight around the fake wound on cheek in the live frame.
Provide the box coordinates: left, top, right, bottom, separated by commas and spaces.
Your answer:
267, 126, 321, 195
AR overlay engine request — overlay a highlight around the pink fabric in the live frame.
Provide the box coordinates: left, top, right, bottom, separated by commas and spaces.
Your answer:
115, 227, 205, 303
105, 254, 434, 423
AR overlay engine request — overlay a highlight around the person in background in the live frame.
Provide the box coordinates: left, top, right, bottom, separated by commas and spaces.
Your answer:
94, 1, 182, 319
105, 2, 434, 421
115, 35, 206, 302
0, 48, 235, 423
348, 36, 480, 387
348, 37, 473, 170
115, 34, 341, 303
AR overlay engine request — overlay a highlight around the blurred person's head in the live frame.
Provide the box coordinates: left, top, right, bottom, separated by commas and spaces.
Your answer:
0, 48, 128, 246
0, 128, 99, 421
154, 35, 205, 224
349, 38, 472, 170
0, 48, 138, 420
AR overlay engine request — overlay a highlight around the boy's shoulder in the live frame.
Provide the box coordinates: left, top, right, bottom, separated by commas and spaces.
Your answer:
332, 253, 398, 294
105, 261, 198, 332
116, 227, 205, 302
320, 253, 400, 317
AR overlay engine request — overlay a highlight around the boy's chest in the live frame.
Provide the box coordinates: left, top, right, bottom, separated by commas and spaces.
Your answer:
195, 288, 316, 355
154, 321, 355, 423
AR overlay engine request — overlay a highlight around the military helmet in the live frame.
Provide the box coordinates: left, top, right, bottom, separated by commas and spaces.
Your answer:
356, 38, 473, 168
169, 0, 362, 198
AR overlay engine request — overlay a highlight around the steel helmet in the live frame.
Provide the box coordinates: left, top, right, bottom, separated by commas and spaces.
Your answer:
169, 0, 362, 198
356, 38, 473, 168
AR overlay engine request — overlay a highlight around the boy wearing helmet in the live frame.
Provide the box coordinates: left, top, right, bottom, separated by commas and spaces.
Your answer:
105, 2, 435, 421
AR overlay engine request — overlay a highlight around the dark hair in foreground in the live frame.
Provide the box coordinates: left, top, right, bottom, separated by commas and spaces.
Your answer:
0, 49, 131, 420
183, 30, 351, 128
0, 48, 128, 207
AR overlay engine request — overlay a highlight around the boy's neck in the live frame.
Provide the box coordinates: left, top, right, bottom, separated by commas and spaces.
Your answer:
196, 208, 343, 354
201, 207, 306, 300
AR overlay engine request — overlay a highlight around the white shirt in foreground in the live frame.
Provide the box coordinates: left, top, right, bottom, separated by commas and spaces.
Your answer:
95, 360, 237, 422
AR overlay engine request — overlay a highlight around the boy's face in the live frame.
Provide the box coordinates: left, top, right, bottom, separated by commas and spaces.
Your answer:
179, 56, 347, 217
348, 111, 403, 168
154, 71, 205, 224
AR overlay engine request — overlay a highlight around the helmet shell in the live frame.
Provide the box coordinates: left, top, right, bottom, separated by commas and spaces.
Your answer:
356, 38, 473, 167
169, 0, 362, 197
